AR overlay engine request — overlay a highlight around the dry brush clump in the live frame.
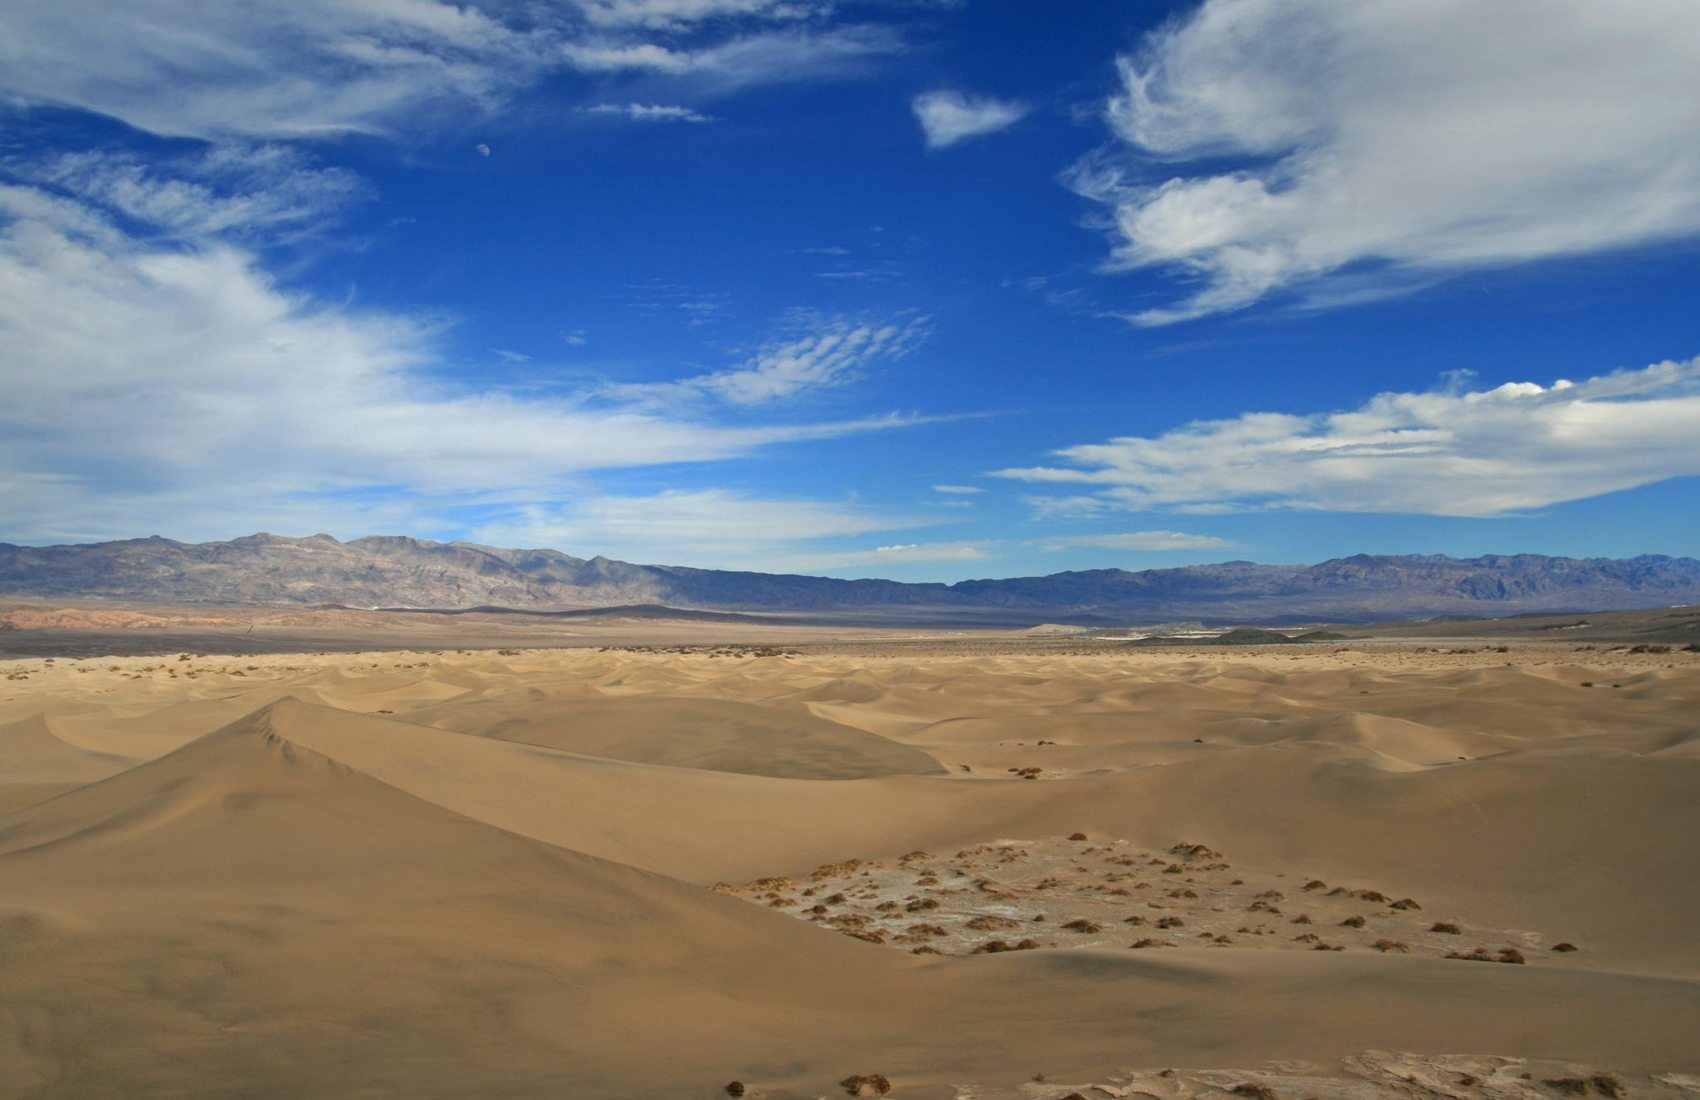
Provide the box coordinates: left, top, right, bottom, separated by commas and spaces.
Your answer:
840, 1072, 891, 1096
965, 915, 1021, 931
1444, 946, 1526, 964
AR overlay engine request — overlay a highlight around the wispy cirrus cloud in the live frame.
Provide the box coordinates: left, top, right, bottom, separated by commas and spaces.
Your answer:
912, 90, 1029, 149
0, 0, 905, 141
1080, 0, 1700, 324
605, 314, 930, 407
584, 102, 718, 123
575, 0, 820, 31
996, 359, 1700, 517
560, 23, 901, 89
1035, 531, 1233, 552
0, 0, 552, 140
10, 146, 367, 242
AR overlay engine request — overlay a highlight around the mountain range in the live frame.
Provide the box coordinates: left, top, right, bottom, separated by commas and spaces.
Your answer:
3, 533, 1699, 624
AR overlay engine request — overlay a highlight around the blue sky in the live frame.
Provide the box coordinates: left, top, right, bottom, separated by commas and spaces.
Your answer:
2, 0, 1697, 580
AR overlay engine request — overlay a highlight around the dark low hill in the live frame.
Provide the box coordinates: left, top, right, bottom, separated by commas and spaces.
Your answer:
2, 534, 1698, 624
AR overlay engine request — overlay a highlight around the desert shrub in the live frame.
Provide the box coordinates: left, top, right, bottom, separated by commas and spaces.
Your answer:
839, 1073, 891, 1096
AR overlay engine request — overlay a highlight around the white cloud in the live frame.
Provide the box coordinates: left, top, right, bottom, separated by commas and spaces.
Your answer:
585, 102, 717, 123
995, 358, 1700, 517
931, 484, 984, 494
11, 147, 365, 242
606, 314, 929, 407
0, 0, 900, 141
1037, 531, 1233, 552
0, 184, 916, 543
0, 0, 551, 140
912, 90, 1029, 149
1085, 0, 1700, 323
562, 25, 901, 90
468, 490, 950, 570
576, 0, 819, 31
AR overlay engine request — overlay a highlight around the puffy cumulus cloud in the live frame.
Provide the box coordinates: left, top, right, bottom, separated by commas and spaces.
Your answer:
912, 90, 1029, 149
606, 314, 929, 407
467, 491, 959, 571
995, 359, 1700, 517
1083, 0, 1700, 323
0, 184, 913, 543
584, 102, 718, 123
1036, 531, 1233, 552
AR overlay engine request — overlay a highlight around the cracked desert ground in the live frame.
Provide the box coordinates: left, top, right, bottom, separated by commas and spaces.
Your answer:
2, 636, 1698, 1098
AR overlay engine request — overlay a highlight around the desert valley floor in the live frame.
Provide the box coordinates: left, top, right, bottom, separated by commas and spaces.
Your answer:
1, 634, 1698, 1098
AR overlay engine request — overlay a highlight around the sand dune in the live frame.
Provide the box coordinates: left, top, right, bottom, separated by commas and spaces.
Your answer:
0, 642, 1697, 1096
426, 693, 947, 778
0, 712, 136, 784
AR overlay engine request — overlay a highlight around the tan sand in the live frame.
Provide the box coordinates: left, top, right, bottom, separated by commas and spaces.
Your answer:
0, 641, 1697, 1098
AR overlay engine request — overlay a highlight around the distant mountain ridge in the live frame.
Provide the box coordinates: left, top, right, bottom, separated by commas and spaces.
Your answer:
2, 533, 1698, 624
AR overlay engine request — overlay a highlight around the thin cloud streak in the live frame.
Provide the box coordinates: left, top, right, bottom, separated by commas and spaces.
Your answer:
584, 103, 718, 123
604, 315, 930, 407
1035, 531, 1233, 552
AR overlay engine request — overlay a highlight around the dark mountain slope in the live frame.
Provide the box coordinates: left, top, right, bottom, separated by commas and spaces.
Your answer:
2, 534, 1697, 622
